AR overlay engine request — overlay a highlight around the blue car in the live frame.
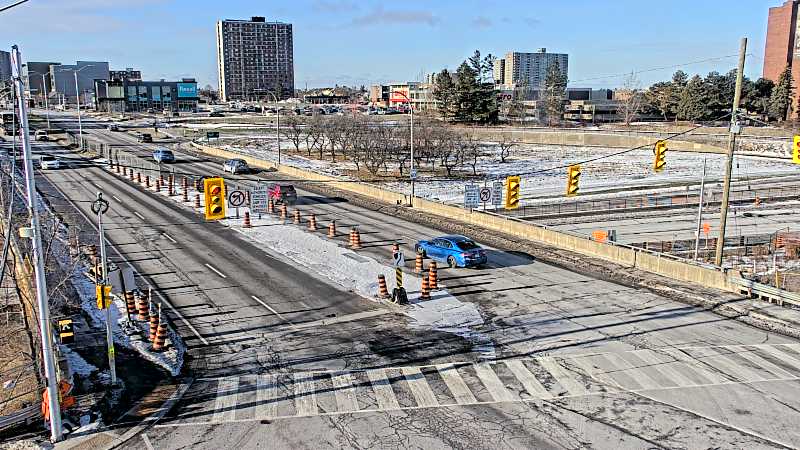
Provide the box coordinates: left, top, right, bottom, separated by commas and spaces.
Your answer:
415, 235, 488, 268
153, 148, 175, 164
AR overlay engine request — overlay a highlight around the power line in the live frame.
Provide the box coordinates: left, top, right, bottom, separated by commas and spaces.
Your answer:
0, 0, 30, 13
568, 54, 744, 84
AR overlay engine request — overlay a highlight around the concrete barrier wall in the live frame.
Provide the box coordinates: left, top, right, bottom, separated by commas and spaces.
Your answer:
191, 142, 734, 292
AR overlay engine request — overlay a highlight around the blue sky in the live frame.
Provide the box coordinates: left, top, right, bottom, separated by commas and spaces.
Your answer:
0, 0, 777, 89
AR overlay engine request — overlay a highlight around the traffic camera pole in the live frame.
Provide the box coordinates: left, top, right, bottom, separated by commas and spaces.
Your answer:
93, 193, 117, 384
714, 37, 747, 266
11, 45, 63, 442
693, 158, 707, 260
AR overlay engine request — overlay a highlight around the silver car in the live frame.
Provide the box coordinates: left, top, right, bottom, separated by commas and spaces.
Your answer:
223, 158, 249, 174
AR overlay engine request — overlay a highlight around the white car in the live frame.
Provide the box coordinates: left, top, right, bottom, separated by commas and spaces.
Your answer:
40, 155, 61, 170
34, 130, 49, 141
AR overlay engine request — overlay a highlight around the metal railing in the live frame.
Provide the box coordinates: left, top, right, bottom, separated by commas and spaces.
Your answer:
730, 277, 800, 308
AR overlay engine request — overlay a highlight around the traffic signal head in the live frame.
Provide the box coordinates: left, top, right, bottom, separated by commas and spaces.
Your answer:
793, 135, 800, 164
566, 164, 581, 197
204, 177, 226, 220
653, 140, 667, 172
504, 175, 521, 210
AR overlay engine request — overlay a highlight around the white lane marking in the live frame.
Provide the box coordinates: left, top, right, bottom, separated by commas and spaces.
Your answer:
112, 195, 122, 202
204, 263, 227, 278
473, 363, 516, 403
759, 345, 800, 371
631, 351, 699, 388
733, 346, 794, 379
141, 433, 155, 450
436, 364, 477, 404
162, 233, 177, 244
366, 369, 400, 410
256, 374, 277, 419
538, 356, 589, 396
294, 373, 317, 416
504, 360, 551, 399
133, 211, 145, 220
331, 372, 360, 412
602, 352, 662, 390
45, 171, 209, 345
401, 367, 439, 407
92, 182, 102, 189
212, 377, 239, 423
251, 295, 295, 328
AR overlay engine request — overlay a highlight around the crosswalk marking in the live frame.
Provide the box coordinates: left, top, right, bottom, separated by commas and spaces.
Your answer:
175, 345, 800, 426
504, 360, 551, 399
366, 369, 400, 410
212, 377, 239, 423
255, 374, 277, 419
538, 357, 588, 396
437, 364, 477, 404
473, 363, 516, 402
330, 372, 360, 412
402, 367, 439, 407
294, 373, 317, 416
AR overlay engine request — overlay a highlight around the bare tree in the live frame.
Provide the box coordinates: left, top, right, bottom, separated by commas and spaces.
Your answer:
462, 133, 483, 176
306, 115, 326, 159
617, 71, 643, 126
281, 115, 306, 153
439, 130, 464, 177
497, 133, 518, 163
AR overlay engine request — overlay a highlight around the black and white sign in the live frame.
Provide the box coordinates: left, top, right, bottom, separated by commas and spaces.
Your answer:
464, 184, 480, 209
491, 181, 503, 206
250, 184, 269, 214
393, 252, 405, 268
108, 267, 136, 294
228, 190, 246, 207
479, 187, 492, 203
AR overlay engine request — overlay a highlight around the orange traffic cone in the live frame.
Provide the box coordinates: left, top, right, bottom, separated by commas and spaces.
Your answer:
328, 221, 336, 238
268, 199, 275, 213
136, 292, 148, 321
155, 179, 162, 193
428, 261, 438, 290
308, 214, 317, 231
415, 253, 424, 273
148, 302, 158, 342
243, 211, 252, 228
293, 209, 301, 224
420, 277, 431, 300
153, 305, 168, 352
350, 228, 362, 249
125, 291, 136, 317
145, 175, 151, 188
194, 193, 201, 208
280, 204, 288, 220
377, 275, 390, 298
137, 172, 142, 184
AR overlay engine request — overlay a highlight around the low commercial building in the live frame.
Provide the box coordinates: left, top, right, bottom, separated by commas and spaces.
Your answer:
94, 78, 199, 113
370, 81, 436, 111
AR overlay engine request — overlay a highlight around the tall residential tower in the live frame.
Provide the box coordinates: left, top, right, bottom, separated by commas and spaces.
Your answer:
215, 16, 294, 101
763, 0, 800, 116
494, 49, 569, 89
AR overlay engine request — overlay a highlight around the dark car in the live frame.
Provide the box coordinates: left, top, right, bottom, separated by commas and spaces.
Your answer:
268, 183, 297, 205
209, 111, 225, 117
415, 235, 488, 268
138, 133, 153, 143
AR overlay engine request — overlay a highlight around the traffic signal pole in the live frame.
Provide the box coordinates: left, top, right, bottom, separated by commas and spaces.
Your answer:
10, 45, 63, 442
92, 193, 116, 384
714, 37, 747, 266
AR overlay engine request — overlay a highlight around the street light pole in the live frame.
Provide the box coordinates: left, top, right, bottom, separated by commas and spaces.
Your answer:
266, 91, 280, 165
41, 74, 50, 129
392, 91, 414, 206
74, 71, 83, 150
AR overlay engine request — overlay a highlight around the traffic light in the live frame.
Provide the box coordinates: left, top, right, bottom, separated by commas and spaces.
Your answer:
504, 175, 520, 210
96, 284, 112, 309
566, 164, 581, 197
793, 135, 800, 164
204, 177, 226, 220
653, 140, 667, 172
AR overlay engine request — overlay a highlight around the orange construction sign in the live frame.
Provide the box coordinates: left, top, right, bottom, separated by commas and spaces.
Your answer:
41, 380, 75, 421
591, 230, 608, 243
702, 222, 711, 235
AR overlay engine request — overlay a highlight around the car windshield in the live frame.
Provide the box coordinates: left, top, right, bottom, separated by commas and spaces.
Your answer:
41, 156, 54, 161
456, 240, 480, 251
281, 185, 296, 193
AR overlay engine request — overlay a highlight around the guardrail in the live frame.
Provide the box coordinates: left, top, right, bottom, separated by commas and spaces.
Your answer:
0, 405, 41, 432
730, 277, 800, 308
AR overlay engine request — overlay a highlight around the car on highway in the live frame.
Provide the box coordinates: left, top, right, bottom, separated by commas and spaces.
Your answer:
209, 111, 225, 117
415, 235, 488, 268
267, 183, 297, 205
138, 133, 153, 143
223, 158, 250, 174
107, 124, 120, 132
39, 155, 61, 170
34, 130, 49, 141
152, 148, 175, 164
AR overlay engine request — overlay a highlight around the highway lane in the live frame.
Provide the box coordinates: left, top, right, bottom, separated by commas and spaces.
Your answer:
36, 113, 800, 449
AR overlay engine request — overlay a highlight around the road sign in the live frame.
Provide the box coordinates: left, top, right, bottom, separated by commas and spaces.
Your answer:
250, 184, 269, 214
479, 187, 491, 203
464, 184, 480, 209
491, 181, 503, 206
228, 190, 246, 207
108, 267, 136, 294
393, 251, 405, 268
96, 284, 112, 309
702, 222, 711, 235
57, 319, 74, 344
206, 131, 220, 139
410, 169, 417, 180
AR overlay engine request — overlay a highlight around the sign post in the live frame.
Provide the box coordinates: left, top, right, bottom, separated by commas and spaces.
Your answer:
392, 252, 408, 304
464, 184, 480, 210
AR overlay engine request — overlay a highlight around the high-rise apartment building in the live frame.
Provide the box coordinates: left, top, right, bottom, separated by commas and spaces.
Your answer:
216, 16, 294, 101
494, 49, 568, 88
764, 0, 800, 116
0, 51, 11, 82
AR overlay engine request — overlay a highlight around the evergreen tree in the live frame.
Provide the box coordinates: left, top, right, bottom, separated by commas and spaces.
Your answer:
645, 82, 674, 120
543, 61, 567, 125
454, 62, 480, 122
677, 75, 709, 121
769, 65, 794, 121
433, 68, 457, 120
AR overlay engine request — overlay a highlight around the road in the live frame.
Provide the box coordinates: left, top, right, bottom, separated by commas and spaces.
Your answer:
20, 112, 800, 449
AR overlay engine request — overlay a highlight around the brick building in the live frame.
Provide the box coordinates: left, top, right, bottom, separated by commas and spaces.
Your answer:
763, 0, 800, 116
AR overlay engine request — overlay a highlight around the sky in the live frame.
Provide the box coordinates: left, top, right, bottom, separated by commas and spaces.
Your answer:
0, 0, 780, 89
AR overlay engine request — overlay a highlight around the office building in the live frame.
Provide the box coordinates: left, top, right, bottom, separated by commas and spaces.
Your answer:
494, 49, 568, 89
216, 16, 294, 101
25, 62, 60, 96
94, 78, 198, 113
0, 51, 11, 82
763, 0, 800, 116
369, 82, 436, 111
50, 61, 109, 104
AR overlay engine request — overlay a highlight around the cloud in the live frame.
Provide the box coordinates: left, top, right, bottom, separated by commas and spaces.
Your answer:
313, 0, 359, 13
472, 16, 492, 29
523, 17, 540, 27
348, 6, 440, 27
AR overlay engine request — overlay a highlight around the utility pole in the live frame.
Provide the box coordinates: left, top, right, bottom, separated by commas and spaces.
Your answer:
91, 193, 116, 384
694, 158, 707, 260
11, 45, 63, 442
714, 37, 747, 266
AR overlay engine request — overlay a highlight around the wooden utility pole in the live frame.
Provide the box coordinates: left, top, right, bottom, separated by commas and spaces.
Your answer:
714, 38, 748, 266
